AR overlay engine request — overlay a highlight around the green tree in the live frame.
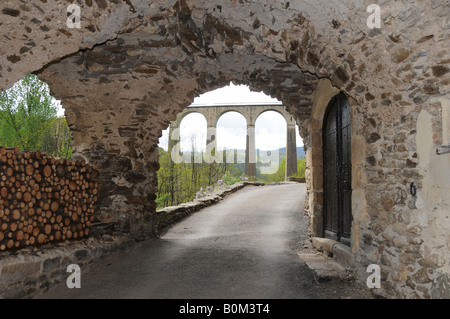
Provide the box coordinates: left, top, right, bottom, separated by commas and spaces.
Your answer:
264, 157, 286, 182
296, 158, 306, 178
156, 147, 175, 208
0, 74, 59, 151
41, 117, 73, 158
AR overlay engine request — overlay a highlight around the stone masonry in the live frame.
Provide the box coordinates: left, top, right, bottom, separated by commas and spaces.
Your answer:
0, 0, 448, 298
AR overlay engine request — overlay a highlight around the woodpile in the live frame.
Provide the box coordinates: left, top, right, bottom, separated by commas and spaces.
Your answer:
0, 147, 99, 251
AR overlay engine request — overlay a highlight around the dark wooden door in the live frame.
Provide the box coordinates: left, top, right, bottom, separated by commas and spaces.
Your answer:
323, 93, 352, 245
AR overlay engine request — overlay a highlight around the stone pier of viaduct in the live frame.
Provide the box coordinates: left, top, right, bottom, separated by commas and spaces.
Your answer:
0, 0, 448, 299
169, 104, 298, 180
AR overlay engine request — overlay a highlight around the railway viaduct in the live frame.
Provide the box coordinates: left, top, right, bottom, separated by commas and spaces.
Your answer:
169, 104, 298, 180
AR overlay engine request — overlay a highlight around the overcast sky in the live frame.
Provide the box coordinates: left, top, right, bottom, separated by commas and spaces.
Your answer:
159, 83, 304, 152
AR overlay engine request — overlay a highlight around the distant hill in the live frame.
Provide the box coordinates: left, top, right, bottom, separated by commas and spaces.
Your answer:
276, 147, 305, 158
160, 146, 305, 159
228, 147, 304, 159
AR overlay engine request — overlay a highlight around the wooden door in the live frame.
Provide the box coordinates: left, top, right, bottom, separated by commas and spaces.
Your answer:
323, 93, 352, 245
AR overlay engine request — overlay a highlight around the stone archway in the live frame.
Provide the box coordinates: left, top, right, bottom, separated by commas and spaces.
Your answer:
307, 79, 364, 244
215, 110, 247, 167
254, 109, 298, 179
1, 1, 449, 298
175, 112, 208, 154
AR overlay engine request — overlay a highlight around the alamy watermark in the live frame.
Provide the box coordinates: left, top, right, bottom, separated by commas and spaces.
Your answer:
65, 4, 381, 30
66, 264, 81, 289
67, 4, 81, 29
366, 264, 381, 289
366, 4, 381, 29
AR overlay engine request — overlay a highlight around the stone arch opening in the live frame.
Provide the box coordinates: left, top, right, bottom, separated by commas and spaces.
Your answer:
215, 110, 247, 128
254, 110, 291, 181
322, 92, 352, 245
169, 81, 307, 183
35, 55, 341, 240
157, 111, 211, 209
255, 109, 288, 124
216, 111, 247, 159
307, 80, 363, 242
178, 112, 208, 153
0, 74, 72, 157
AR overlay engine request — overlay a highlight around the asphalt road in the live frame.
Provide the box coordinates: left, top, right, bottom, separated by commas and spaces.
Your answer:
37, 184, 371, 299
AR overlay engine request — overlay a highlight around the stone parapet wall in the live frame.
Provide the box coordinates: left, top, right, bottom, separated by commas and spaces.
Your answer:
287, 177, 306, 183
0, 234, 135, 298
0, 147, 99, 251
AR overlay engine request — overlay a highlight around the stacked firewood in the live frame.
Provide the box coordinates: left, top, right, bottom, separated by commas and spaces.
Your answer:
0, 147, 99, 251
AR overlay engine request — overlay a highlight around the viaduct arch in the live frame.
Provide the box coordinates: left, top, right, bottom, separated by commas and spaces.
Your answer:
169, 104, 298, 180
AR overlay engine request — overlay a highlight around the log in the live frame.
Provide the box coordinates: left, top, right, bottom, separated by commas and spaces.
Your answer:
25, 163, 34, 176
6, 167, 13, 177
43, 165, 52, 177
12, 209, 20, 220
16, 230, 24, 241
23, 192, 32, 203
69, 181, 77, 192
44, 224, 51, 235
37, 233, 45, 244
50, 201, 59, 213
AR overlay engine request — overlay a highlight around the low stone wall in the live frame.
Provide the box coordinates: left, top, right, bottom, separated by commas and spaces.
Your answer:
0, 147, 99, 251
0, 233, 135, 298
287, 177, 306, 183
156, 181, 265, 232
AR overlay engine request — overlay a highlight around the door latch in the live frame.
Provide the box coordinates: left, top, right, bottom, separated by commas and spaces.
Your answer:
436, 144, 450, 155
410, 182, 417, 197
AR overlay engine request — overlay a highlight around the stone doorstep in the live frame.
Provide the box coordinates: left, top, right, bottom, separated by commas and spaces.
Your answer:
298, 252, 353, 282
311, 237, 356, 270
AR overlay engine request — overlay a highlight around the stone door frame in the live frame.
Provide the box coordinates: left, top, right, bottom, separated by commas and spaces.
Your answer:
307, 79, 365, 252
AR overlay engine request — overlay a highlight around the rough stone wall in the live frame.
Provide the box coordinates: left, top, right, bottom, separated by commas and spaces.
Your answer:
0, 0, 449, 298
308, 78, 450, 298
